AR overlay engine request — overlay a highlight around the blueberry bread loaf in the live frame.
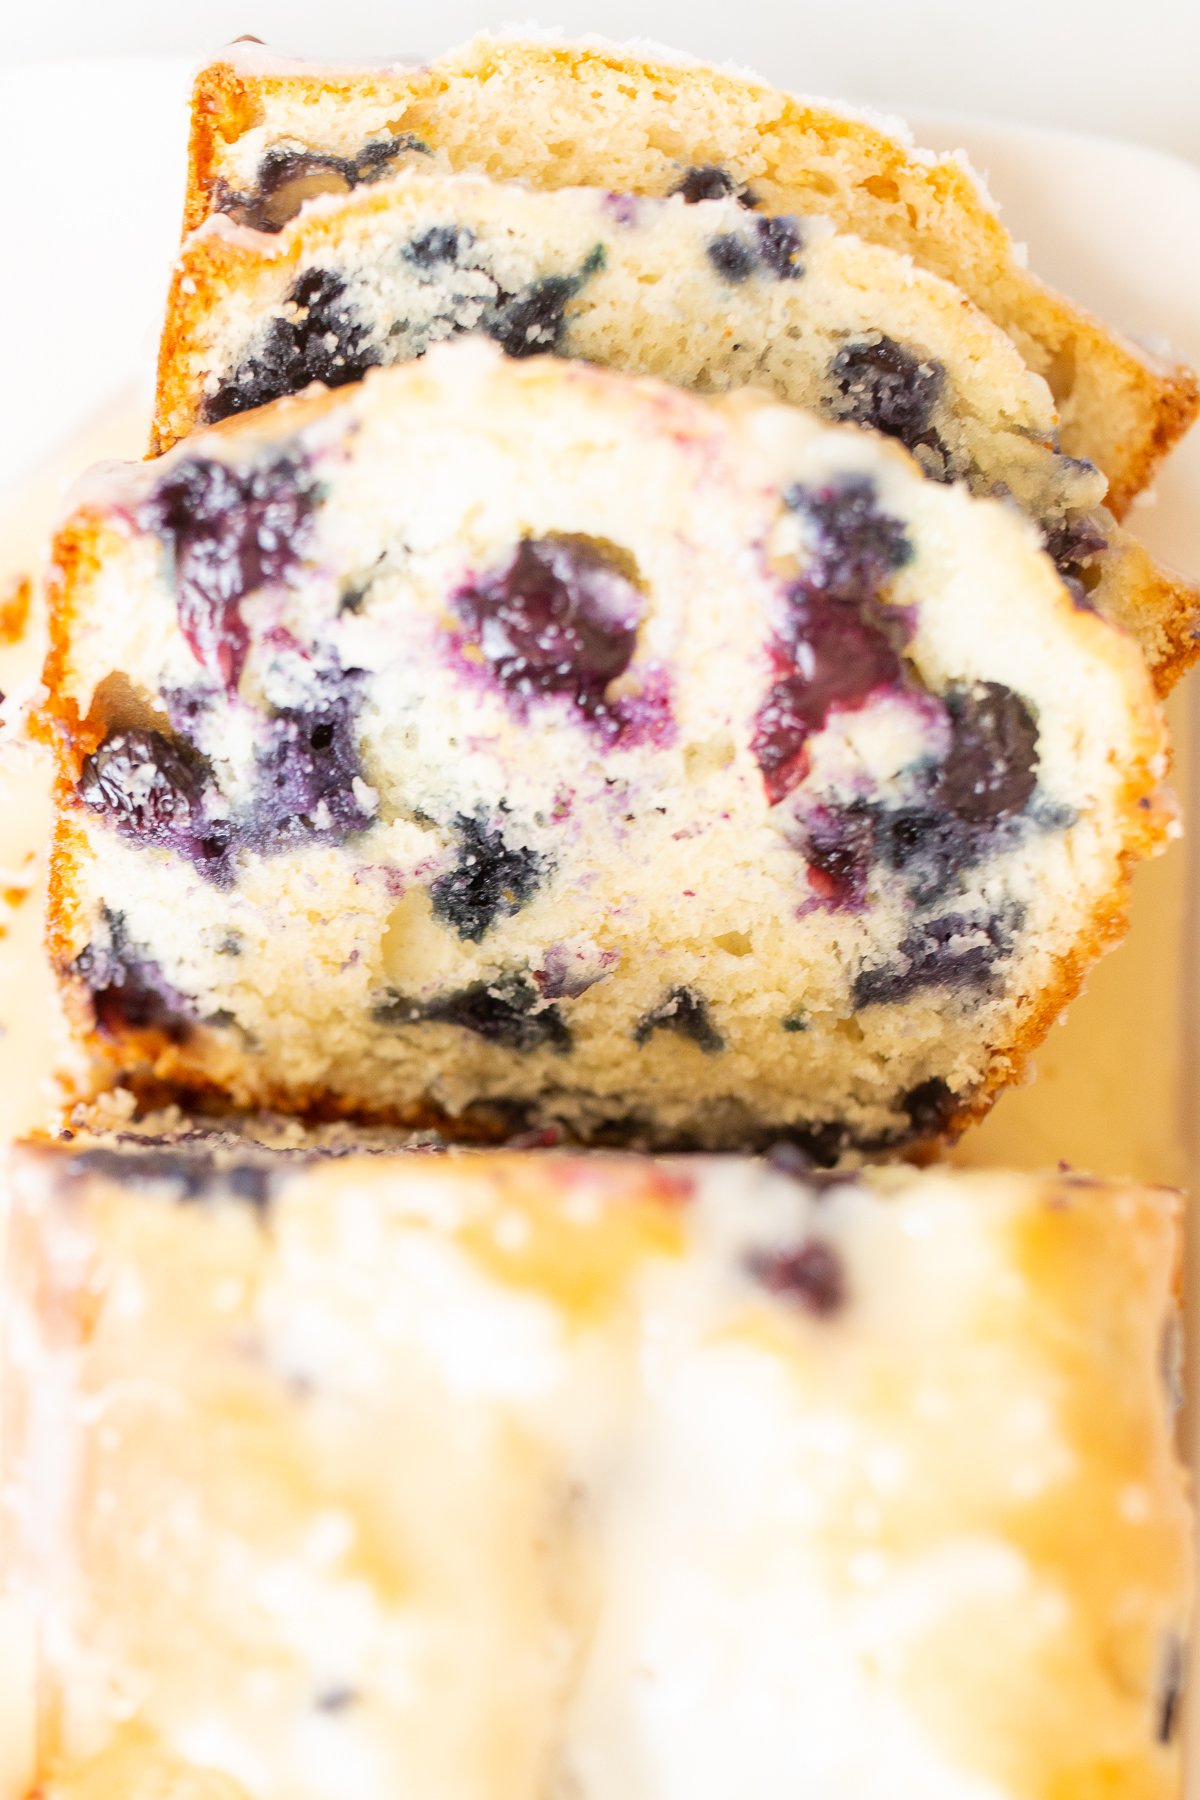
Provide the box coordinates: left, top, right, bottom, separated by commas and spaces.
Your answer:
43, 344, 1169, 1154
183, 32, 1200, 515
154, 170, 1200, 688
4, 1138, 1189, 1800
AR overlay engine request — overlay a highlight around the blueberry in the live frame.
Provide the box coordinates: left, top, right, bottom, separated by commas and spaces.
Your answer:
140, 454, 319, 690
852, 908, 1019, 1008
376, 975, 570, 1052
671, 165, 739, 204
828, 336, 945, 453
764, 1141, 823, 1178
786, 477, 914, 603
351, 136, 422, 181
634, 987, 724, 1053
706, 233, 758, 283
453, 534, 643, 723
486, 276, 578, 355
754, 215, 804, 279
936, 682, 1039, 823
485, 248, 605, 358
244, 680, 373, 850
204, 267, 380, 425
430, 812, 545, 942
1043, 511, 1108, 606
798, 797, 993, 914
403, 224, 473, 270
214, 134, 428, 233
901, 1076, 958, 1137
79, 727, 233, 884
73, 909, 195, 1040
874, 804, 978, 907
747, 1239, 845, 1316
314, 1686, 361, 1715
793, 805, 871, 911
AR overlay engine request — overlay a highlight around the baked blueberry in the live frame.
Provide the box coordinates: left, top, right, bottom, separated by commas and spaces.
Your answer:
796, 803, 875, 909
79, 728, 234, 886
377, 976, 571, 1052
671, 165, 738, 204
485, 248, 605, 357
140, 454, 320, 690
901, 1076, 959, 1136
706, 233, 758, 283
74, 910, 196, 1040
754, 481, 916, 803
747, 1238, 845, 1315
430, 812, 545, 942
634, 987, 724, 1053
853, 909, 1019, 1008
404, 224, 474, 270
453, 534, 644, 724
244, 684, 374, 851
214, 134, 427, 233
754, 215, 805, 279
204, 268, 380, 425
828, 336, 945, 453
937, 682, 1039, 823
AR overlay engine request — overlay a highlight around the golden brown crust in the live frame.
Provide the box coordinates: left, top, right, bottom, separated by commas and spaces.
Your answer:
1092, 543, 1200, 697
180, 39, 1199, 512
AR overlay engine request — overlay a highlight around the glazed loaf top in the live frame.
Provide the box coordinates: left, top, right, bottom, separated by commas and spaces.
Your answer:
3, 1137, 1190, 1800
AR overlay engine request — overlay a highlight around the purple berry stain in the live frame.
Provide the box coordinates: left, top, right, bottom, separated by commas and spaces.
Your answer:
245, 682, 374, 850
753, 479, 913, 805
140, 454, 320, 692
852, 906, 1021, 1008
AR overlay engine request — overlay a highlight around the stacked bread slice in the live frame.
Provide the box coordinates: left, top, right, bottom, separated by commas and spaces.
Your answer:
6, 31, 1194, 1800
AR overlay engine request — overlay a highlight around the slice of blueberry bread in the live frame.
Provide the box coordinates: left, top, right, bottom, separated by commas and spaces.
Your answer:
42, 343, 1169, 1154
182, 32, 1200, 517
153, 170, 1200, 690
4, 1138, 1189, 1800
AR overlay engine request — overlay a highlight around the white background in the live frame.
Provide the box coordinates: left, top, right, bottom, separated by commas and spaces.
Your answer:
4, 0, 1200, 163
